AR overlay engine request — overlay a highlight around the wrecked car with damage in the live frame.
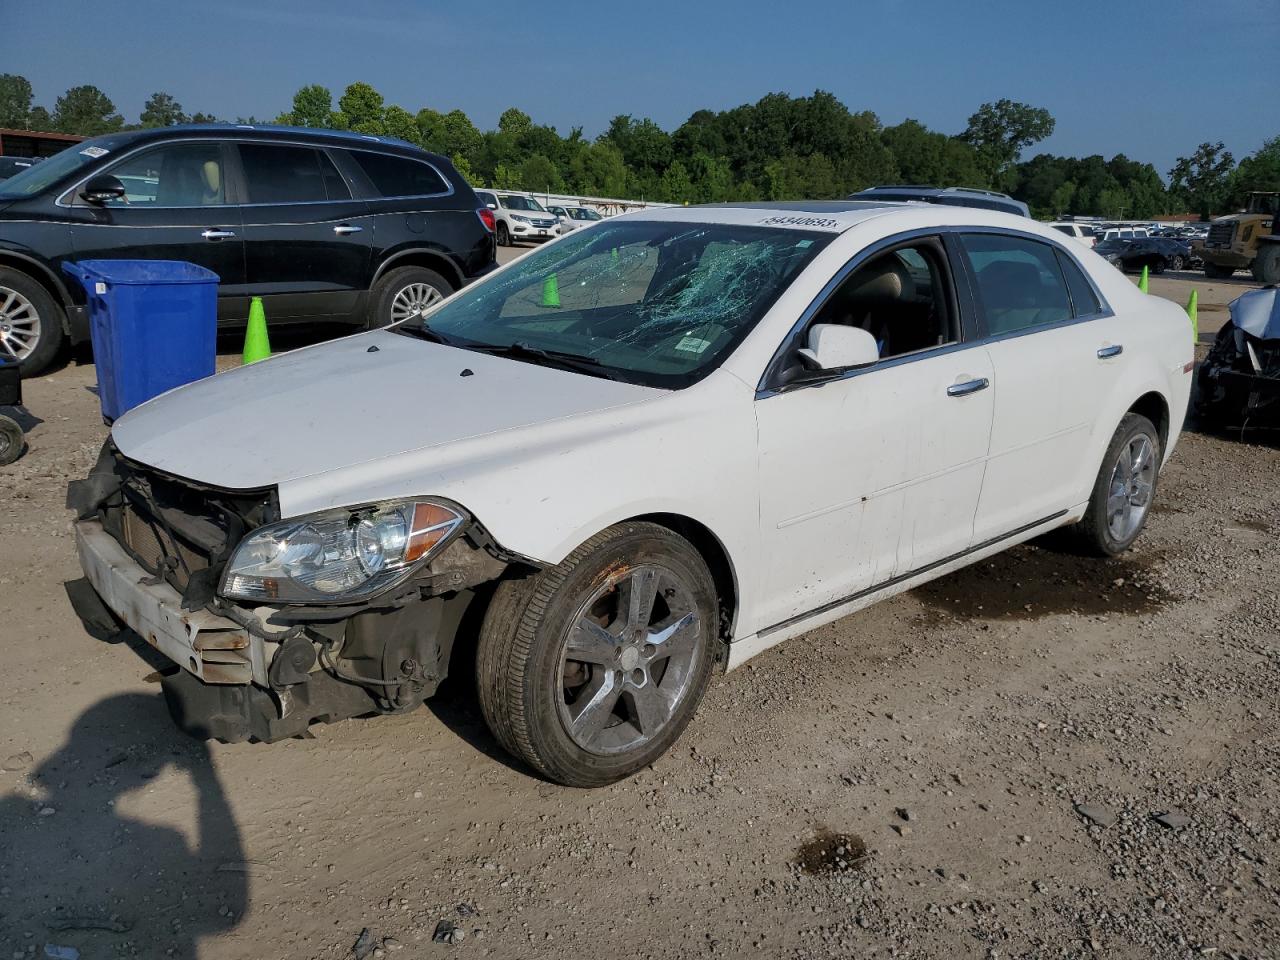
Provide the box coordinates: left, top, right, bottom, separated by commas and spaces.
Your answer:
68, 201, 1193, 786
1197, 285, 1280, 428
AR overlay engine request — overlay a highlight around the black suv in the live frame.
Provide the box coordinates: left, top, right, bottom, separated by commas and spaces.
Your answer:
0, 125, 497, 373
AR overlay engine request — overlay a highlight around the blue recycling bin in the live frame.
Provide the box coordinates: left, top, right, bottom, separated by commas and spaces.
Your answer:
63, 260, 219, 422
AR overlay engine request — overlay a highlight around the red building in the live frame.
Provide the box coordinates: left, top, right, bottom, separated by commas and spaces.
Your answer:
0, 128, 84, 158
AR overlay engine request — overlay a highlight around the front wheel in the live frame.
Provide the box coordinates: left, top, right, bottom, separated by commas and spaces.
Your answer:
1167, 255, 1184, 271
495, 222, 511, 247
1068, 413, 1161, 557
368, 265, 453, 329
476, 522, 719, 787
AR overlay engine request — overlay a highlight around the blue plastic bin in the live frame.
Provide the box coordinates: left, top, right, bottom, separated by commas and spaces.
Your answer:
62, 260, 219, 422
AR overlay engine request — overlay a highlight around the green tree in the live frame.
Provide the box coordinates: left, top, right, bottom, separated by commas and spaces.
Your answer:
415, 107, 446, 151
439, 110, 483, 164
1227, 136, 1280, 206
960, 99, 1055, 178
286, 85, 336, 128
658, 159, 694, 203
451, 152, 482, 187
139, 92, 187, 128
188, 111, 220, 124
497, 107, 532, 138
338, 82, 385, 135
882, 119, 986, 188
491, 162, 521, 189
601, 115, 673, 178
569, 142, 628, 196
519, 153, 563, 193
53, 85, 123, 136
382, 105, 421, 145
0, 74, 34, 128
1169, 142, 1235, 220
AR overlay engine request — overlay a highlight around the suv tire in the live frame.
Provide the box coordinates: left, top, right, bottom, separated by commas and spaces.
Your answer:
0, 268, 65, 376
495, 222, 511, 247
476, 522, 719, 787
368, 265, 454, 329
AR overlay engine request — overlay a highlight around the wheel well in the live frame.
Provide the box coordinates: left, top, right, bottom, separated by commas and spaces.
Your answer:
1128, 391, 1169, 451
375, 250, 462, 291
630, 512, 738, 646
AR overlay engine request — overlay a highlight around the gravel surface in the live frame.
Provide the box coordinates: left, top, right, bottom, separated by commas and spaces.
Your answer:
1, 268, 1276, 959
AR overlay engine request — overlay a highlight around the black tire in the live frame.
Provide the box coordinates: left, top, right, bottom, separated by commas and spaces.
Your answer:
1168, 255, 1184, 271
495, 222, 511, 247
367, 265, 453, 329
1151, 257, 1167, 275
1253, 244, 1280, 285
1203, 262, 1234, 280
0, 267, 65, 376
0, 415, 24, 465
1066, 413, 1161, 557
476, 522, 719, 787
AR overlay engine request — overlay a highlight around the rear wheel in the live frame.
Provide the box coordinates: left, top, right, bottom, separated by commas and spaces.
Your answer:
368, 266, 453, 329
476, 522, 719, 787
1252, 244, 1280, 285
1067, 413, 1161, 557
0, 268, 64, 376
1168, 254, 1185, 271
0, 415, 24, 465
1204, 262, 1235, 279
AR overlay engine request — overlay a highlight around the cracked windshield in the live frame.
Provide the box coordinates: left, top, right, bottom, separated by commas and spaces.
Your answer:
399, 221, 831, 387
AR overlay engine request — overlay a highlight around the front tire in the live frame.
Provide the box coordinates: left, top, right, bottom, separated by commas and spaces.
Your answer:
495, 222, 511, 247
476, 522, 719, 787
368, 266, 453, 329
0, 268, 65, 376
1068, 413, 1161, 557
1253, 244, 1280, 285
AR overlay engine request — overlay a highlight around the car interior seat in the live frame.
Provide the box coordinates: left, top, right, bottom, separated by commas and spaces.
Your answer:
818, 255, 916, 356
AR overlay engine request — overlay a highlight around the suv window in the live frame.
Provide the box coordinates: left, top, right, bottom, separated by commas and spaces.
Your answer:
239, 143, 349, 203
101, 142, 226, 207
1055, 249, 1102, 317
349, 151, 449, 198
1052, 225, 1075, 236
501, 195, 546, 212
959, 233, 1073, 335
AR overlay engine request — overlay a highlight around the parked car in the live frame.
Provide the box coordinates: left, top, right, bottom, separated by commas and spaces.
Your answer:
474, 190, 561, 246
0, 125, 497, 374
1048, 221, 1097, 247
1197, 286, 1280, 428
0, 156, 36, 181
546, 203, 605, 233
1095, 237, 1193, 273
1098, 226, 1150, 242
849, 185, 1030, 217
67, 201, 1192, 786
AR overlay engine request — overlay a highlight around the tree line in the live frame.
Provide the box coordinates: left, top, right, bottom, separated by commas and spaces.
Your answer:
2, 73, 1276, 220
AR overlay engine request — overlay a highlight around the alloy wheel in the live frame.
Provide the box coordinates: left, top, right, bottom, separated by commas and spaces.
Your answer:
1106, 433, 1155, 541
0, 286, 40, 362
389, 282, 443, 323
556, 565, 704, 755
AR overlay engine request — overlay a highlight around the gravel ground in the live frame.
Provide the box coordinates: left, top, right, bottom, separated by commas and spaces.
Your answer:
1, 263, 1276, 960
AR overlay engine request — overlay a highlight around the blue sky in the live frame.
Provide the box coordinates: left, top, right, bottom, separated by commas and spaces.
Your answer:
7, 0, 1276, 175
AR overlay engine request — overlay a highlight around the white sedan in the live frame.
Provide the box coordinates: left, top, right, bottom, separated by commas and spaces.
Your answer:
71, 201, 1193, 786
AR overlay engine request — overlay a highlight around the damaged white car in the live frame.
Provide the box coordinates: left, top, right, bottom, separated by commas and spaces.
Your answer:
69, 201, 1194, 786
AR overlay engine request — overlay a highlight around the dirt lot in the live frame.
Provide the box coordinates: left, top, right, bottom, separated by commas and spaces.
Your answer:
2, 263, 1277, 960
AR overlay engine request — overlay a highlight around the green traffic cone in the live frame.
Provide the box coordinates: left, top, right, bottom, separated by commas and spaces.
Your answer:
243, 296, 271, 364
1186, 289, 1199, 343
1138, 264, 1149, 293
540, 273, 560, 309
611, 246, 619, 263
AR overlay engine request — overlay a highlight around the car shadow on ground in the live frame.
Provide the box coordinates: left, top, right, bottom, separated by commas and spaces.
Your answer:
0, 692, 247, 959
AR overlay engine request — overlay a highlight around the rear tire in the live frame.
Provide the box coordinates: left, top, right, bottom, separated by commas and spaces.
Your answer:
476, 522, 719, 787
368, 266, 453, 329
1066, 413, 1161, 557
0, 415, 24, 465
1203, 262, 1234, 280
0, 268, 65, 376
1252, 244, 1280, 285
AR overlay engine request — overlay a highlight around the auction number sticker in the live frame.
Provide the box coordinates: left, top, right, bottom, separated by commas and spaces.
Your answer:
79, 146, 109, 159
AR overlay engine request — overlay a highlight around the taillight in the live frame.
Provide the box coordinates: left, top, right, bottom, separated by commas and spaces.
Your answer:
477, 207, 496, 233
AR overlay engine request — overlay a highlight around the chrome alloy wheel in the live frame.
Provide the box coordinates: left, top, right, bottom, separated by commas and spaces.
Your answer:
0, 286, 40, 362
556, 565, 704, 755
389, 282, 443, 323
1106, 433, 1155, 541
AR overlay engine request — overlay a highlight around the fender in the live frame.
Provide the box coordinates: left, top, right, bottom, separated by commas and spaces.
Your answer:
0, 246, 77, 330
371, 244, 465, 289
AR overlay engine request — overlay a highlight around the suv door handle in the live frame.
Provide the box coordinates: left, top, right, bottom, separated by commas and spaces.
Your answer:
1097, 344, 1124, 359
947, 377, 990, 397
201, 229, 236, 241
333, 224, 363, 236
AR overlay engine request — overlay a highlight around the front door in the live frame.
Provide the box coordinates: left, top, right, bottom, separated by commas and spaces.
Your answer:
67, 140, 247, 322
233, 142, 373, 322
754, 237, 994, 633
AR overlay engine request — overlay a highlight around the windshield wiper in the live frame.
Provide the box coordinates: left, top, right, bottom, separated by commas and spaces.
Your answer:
396, 324, 461, 347
472, 341, 619, 379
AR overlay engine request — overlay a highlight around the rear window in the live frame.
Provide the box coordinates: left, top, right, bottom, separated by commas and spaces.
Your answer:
350, 151, 450, 198
1055, 249, 1103, 317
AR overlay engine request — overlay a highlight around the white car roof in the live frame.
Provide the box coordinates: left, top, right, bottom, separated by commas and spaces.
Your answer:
619, 200, 1037, 235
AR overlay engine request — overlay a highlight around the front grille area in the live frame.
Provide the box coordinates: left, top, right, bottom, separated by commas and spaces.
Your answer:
119, 501, 212, 592
1208, 222, 1236, 247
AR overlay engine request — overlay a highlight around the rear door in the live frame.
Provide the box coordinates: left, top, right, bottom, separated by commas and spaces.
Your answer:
67, 140, 248, 322
234, 141, 373, 321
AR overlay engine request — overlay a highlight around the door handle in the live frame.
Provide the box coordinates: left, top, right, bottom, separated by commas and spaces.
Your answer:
333, 224, 364, 236
1097, 344, 1124, 359
201, 229, 236, 241
947, 377, 990, 397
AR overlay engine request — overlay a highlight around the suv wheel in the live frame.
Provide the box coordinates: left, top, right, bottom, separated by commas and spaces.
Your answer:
495, 222, 511, 247
476, 522, 719, 787
0, 268, 64, 375
369, 266, 454, 329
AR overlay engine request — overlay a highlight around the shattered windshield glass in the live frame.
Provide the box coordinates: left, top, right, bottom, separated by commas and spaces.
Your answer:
398, 220, 831, 388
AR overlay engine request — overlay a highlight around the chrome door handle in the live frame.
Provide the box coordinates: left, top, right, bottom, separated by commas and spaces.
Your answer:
201, 229, 236, 241
1097, 344, 1124, 359
947, 377, 990, 397
333, 224, 363, 235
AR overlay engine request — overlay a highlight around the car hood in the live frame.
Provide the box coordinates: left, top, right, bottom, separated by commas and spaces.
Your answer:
1230, 286, 1280, 340
111, 328, 665, 491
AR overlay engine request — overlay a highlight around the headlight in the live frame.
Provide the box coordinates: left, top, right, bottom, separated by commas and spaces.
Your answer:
221, 499, 464, 604
511, 215, 530, 224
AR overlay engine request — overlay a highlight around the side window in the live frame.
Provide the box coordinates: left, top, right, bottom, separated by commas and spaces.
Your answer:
238, 144, 349, 204
809, 240, 955, 360
102, 142, 226, 207
1052, 225, 1074, 236
1055, 248, 1102, 317
349, 151, 449, 198
959, 233, 1073, 335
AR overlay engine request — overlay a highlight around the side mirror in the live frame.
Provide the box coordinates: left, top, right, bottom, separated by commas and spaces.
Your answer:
797, 324, 880, 371
80, 174, 126, 205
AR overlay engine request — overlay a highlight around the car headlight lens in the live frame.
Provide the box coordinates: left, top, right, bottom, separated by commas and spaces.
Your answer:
221, 500, 464, 604
511, 215, 530, 224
